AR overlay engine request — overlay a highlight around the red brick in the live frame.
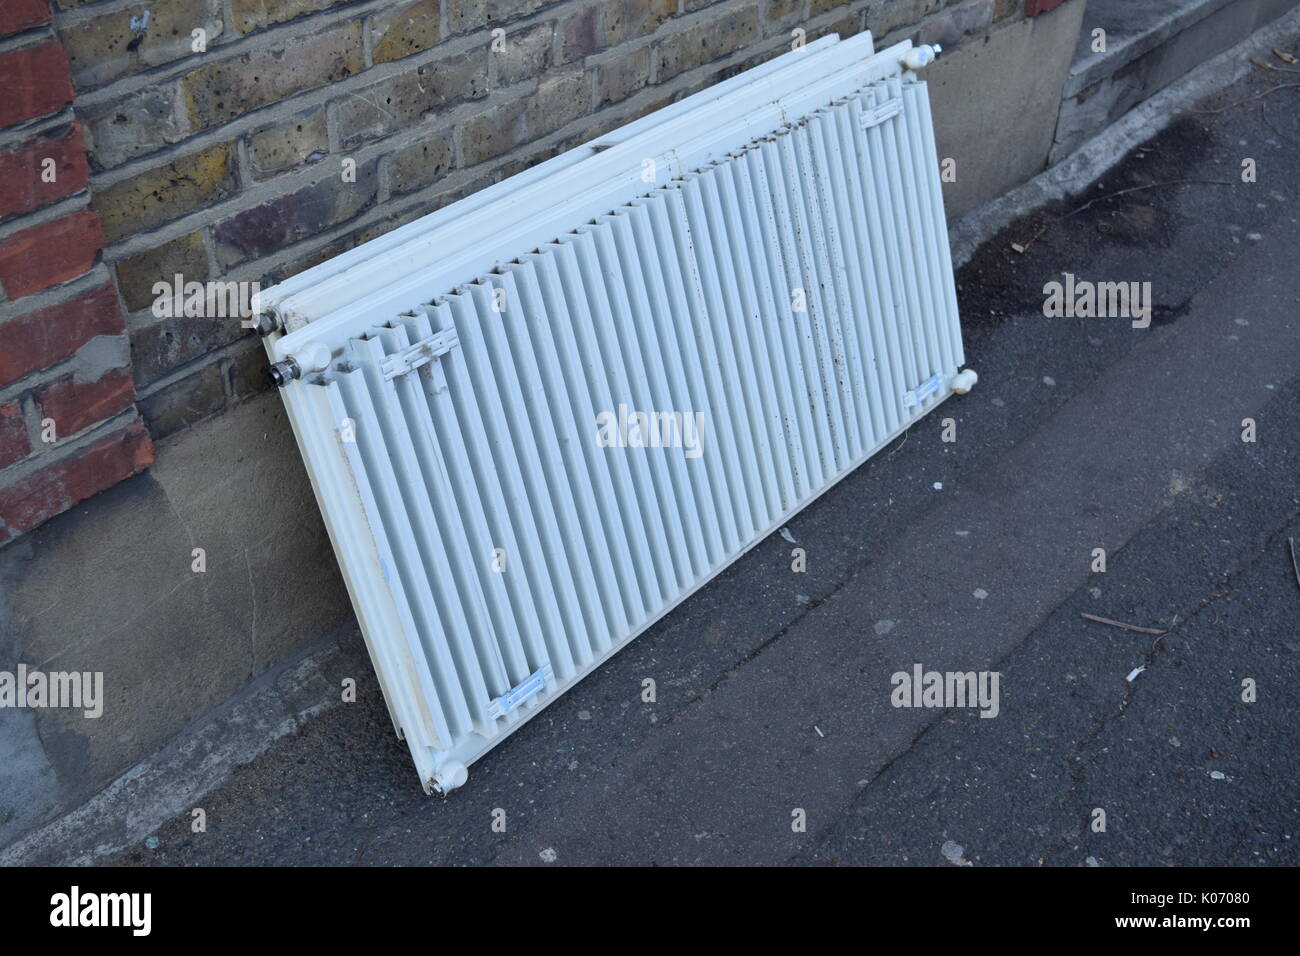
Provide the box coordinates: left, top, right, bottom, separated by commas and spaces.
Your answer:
0, 41, 74, 127
0, 0, 51, 38
0, 282, 124, 387
0, 420, 154, 542
1025, 0, 1067, 15
0, 402, 30, 469
0, 123, 90, 221
0, 209, 102, 299
35, 367, 134, 437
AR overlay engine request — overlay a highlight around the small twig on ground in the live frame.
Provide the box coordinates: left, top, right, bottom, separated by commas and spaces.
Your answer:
1252, 58, 1300, 75
1063, 180, 1234, 219
1260, 100, 1293, 142
1080, 612, 1168, 636
1288, 537, 1300, 592
885, 428, 908, 459
1011, 224, 1048, 254
1191, 82, 1300, 114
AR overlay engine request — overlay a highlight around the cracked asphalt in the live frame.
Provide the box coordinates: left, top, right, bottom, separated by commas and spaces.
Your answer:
104, 53, 1299, 866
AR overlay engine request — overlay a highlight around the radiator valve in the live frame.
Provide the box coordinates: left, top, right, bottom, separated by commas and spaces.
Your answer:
902, 44, 941, 71
268, 357, 300, 388
270, 342, 332, 386
431, 762, 469, 795
252, 308, 281, 337
952, 368, 979, 394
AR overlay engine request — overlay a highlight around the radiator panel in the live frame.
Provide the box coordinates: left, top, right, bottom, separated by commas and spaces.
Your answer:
263, 41, 970, 791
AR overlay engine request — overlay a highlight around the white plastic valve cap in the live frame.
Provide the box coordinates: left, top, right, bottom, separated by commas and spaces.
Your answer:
433, 762, 469, 793
902, 45, 940, 70
952, 369, 979, 394
295, 341, 333, 374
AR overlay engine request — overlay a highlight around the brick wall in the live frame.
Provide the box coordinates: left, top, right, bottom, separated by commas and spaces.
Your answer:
0, 0, 1029, 545
0, 3, 154, 544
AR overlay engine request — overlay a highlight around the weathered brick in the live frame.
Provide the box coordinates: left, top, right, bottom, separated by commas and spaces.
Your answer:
0, 282, 124, 387
993, 0, 1020, 20
267, 236, 352, 284
335, 50, 488, 149
387, 135, 455, 197
596, 46, 649, 106
0, 420, 154, 543
654, 4, 760, 83
138, 361, 225, 438
487, 0, 563, 23
226, 343, 270, 402
212, 160, 378, 267
0, 0, 52, 38
527, 69, 589, 138
0, 41, 74, 127
113, 231, 209, 313
580, 108, 635, 144
446, 0, 487, 36
714, 38, 784, 83
36, 367, 135, 438
0, 123, 90, 221
452, 0, 569, 33
371, 0, 442, 65
93, 142, 237, 244
248, 106, 329, 180
460, 97, 527, 166
767, 0, 802, 21
81, 84, 187, 171
1026, 0, 1067, 16
603, 0, 674, 46
869, 0, 949, 38
0, 209, 103, 300
816, 11, 862, 41
810, 0, 854, 15
130, 313, 242, 385
60, 0, 224, 90
181, 21, 363, 131
919, 0, 994, 47
0, 403, 30, 470
495, 21, 554, 86
558, 6, 599, 63
493, 136, 563, 179
462, 71, 585, 164
230, 0, 358, 34
626, 88, 678, 123
265, 203, 427, 282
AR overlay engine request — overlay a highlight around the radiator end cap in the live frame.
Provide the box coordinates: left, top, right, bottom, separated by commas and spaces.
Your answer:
902, 44, 940, 71
431, 762, 469, 796
952, 368, 979, 394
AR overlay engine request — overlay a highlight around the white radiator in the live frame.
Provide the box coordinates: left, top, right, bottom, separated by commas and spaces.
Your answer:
258, 32, 976, 793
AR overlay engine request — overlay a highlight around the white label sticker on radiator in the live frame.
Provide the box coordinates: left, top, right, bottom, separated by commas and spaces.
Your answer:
905, 373, 943, 407
487, 665, 554, 720
859, 98, 902, 129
